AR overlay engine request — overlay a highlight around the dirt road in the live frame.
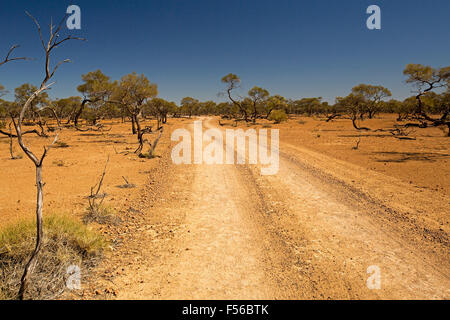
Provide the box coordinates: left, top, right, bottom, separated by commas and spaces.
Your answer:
94, 118, 449, 299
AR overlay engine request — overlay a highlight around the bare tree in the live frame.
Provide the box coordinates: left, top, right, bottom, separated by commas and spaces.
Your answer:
137, 126, 163, 158
9, 12, 85, 300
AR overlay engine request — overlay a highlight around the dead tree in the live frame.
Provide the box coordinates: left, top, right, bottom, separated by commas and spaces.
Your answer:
88, 157, 109, 213
11, 12, 84, 300
147, 127, 163, 158
135, 125, 153, 155
136, 127, 163, 158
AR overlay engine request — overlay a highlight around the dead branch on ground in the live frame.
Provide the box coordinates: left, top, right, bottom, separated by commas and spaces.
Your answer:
88, 157, 109, 212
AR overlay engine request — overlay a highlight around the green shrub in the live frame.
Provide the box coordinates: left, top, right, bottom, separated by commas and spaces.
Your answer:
268, 109, 288, 123
0, 214, 106, 300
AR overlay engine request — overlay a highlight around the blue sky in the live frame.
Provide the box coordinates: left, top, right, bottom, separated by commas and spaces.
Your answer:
0, 0, 449, 104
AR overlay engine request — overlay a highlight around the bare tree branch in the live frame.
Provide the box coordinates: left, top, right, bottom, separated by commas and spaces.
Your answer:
0, 45, 29, 67
12, 12, 86, 300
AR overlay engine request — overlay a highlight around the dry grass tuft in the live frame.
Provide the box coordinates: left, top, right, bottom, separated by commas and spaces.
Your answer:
53, 141, 69, 148
0, 214, 106, 300
83, 204, 120, 225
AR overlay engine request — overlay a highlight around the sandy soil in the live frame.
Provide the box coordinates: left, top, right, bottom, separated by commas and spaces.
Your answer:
0, 119, 175, 227
0, 115, 448, 299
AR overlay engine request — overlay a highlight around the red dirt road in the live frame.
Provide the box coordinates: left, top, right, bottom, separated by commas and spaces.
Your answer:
92, 118, 449, 299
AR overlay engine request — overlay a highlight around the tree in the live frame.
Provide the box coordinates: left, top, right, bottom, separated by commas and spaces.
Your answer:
216, 102, 235, 118
293, 97, 323, 116
248, 86, 269, 123
335, 94, 371, 130
180, 96, 199, 118
146, 97, 174, 127
382, 99, 406, 120
112, 72, 158, 154
75, 70, 116, 127
221, 73, 248, 121
9, 11, 85, 300
52, 96, 82, 124
352, 84, 392, 119
198, 100, 217, 115
266, 95, 288, 118
403, 64, 450, 135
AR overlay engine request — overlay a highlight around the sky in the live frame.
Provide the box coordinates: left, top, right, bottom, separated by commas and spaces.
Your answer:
0, 0, 449, 104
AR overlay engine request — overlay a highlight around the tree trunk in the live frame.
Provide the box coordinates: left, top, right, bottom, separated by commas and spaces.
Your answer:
352, 115, 371, 131
19, 165, 44, 300
157, 116, 161, 130
131, 116, 137, 134
8, 123, 17, 160
74, 99, 89, 127
135, 114, 143, 152
148, 128, 163, 158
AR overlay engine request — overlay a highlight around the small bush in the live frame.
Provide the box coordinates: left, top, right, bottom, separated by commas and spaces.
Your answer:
83, 204, 120, 225
0, 214, 106, 300
268, 109, 288, 123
